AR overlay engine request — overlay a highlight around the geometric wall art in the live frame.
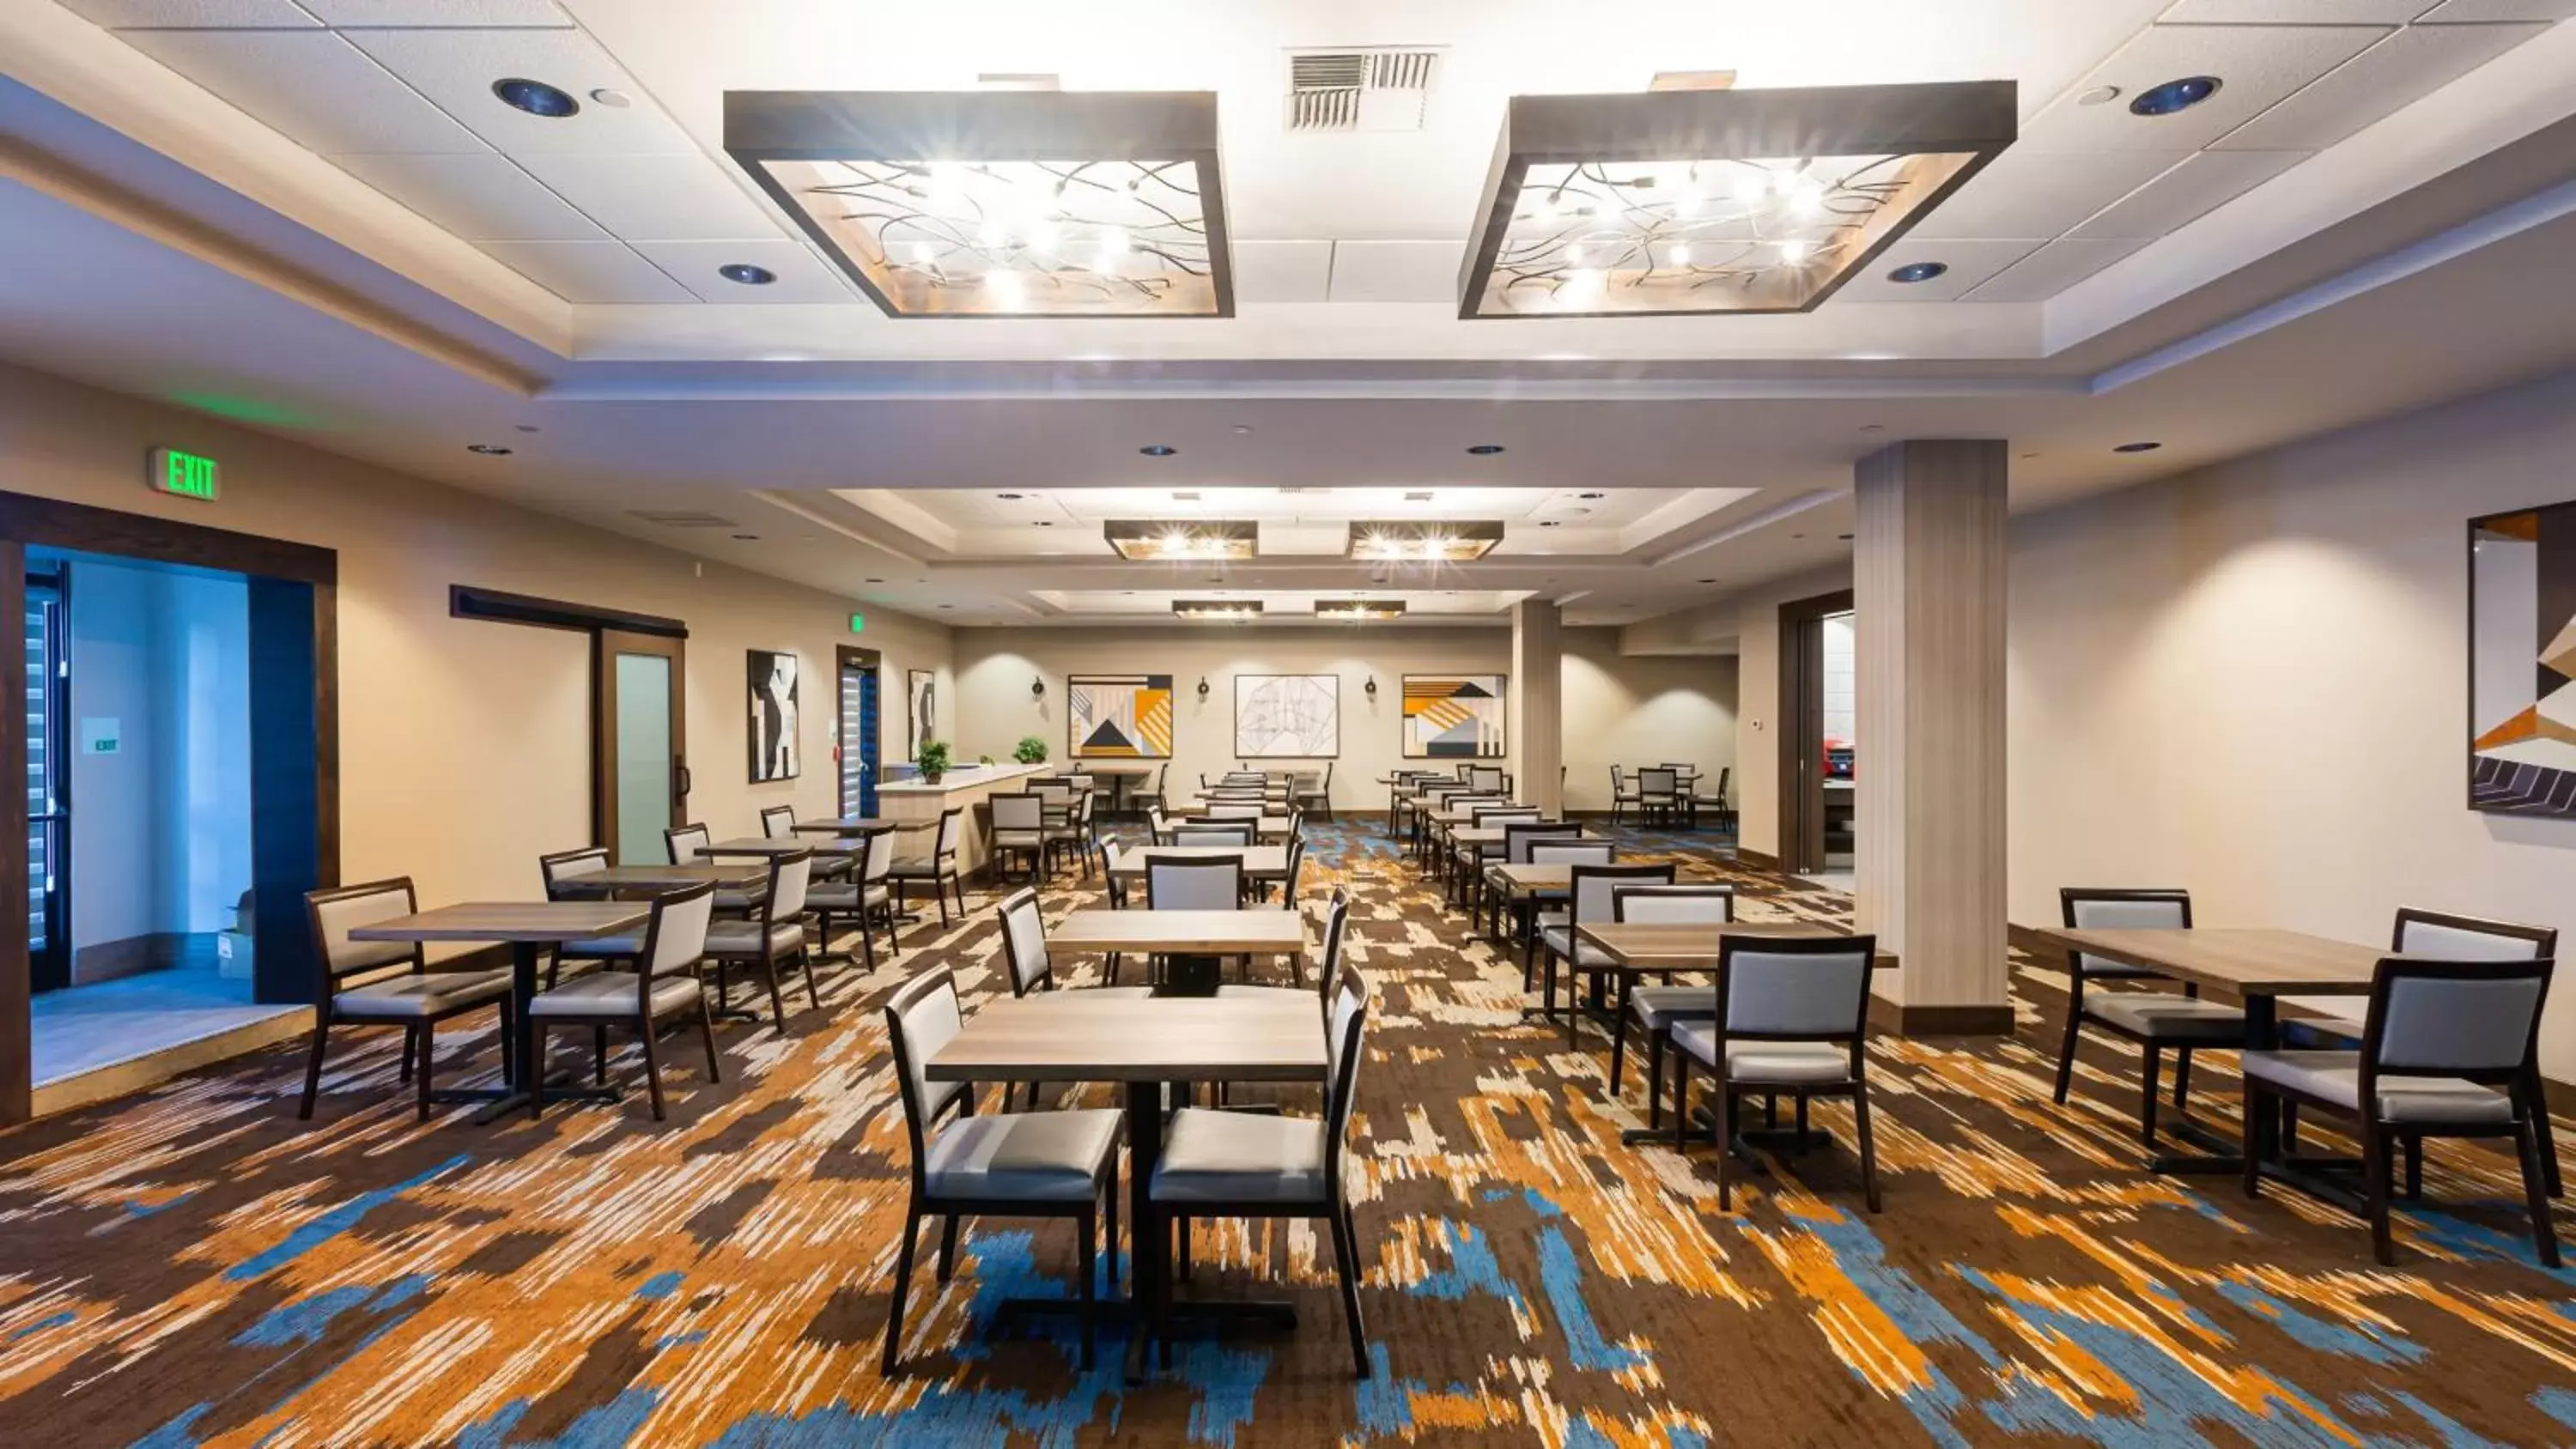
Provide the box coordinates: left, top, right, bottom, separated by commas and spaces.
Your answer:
1068, 673, 1174, 758
2470, 501, 2576, 815
1403, 675, 1508, 758
1235, 673, 1340, 757
907, 669, 937, 761
748, 649, 800, 782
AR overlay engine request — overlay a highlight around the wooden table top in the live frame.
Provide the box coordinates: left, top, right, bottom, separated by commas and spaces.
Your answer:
1451, 826, 1604, 848
549, 864, 763, 895
1163, 812, 1293, 835
788, 817, 920, 835
349, 901, 647, 943
1104, 845, 1293, 879
927, 991, 1328, 1084
1430, 805, 1525, 827
1577, 921, 1898, 972
1072, 761, 1162, 776
1491, 863, 1622, 894
701, 836, 861, 857
1048, 908, 1309, 956
2038, 927, 2383, 997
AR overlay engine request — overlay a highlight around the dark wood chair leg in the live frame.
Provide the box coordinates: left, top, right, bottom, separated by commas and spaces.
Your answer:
2240, 1082, 2266, 1200
298, 1022, 331, 1119
528, 1024, 549, 1120
2360, 1125, 2394, 1265
937, 1215, 960, 1282
1645, 1031, 1666, 1129
2403, 1137, 2424, 1200
398, 1024, 417, 1083
2172, 1047, 2194, 1112
2514, 1099, 2563, 1268
756, 956, 788, 1034
639, 1013, 667, 1121
1673, 1055, 1692, 1151
1712, 1079, 1735, 1212
1103, 1173, 1120, 1288
1176, 1216, 1192, 1282
1609, 1007, 1632, 1095
2050, 983, 2083, 1105
881, 1209, 920, 1375
799, 947, 821, 1012
593, 1023, 609, 1084
696, 991, 722, 1082
1328, 1202, 1370, 1379
1852, 1080, 1882, 1214
2137, 1046, 2162, 1145
2526, 1066, 2563, 1198
415, 1022, 434, 1121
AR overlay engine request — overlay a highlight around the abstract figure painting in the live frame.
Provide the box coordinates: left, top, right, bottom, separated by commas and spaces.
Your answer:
1236, 674, 1340, 758
2470, 502, 2576, 815
1404, 675, 1508, 758
748, 650, 799, 782
1068, 673, 1174, 758
907, 670, 936, 761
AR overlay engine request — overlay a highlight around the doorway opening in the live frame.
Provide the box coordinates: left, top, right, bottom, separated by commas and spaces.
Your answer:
1777, 589, 1856, 885
838, 646, 881, 819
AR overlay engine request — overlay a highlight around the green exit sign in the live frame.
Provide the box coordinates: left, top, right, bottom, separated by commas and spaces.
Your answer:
848, 613, 866, 634
149, 447, 220, 500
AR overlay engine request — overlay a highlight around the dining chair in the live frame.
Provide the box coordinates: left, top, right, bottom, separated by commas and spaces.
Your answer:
704, 849, 817, 1034
887, 806, 968, 927
1147, 804, 1174, 843
1145, 854, 1244, 909
538, 845, 610, 897
1636, 767, 1681, 828
1481, 822, 1584, 938
2388, 909, 2561, 1195
298, 878, 514, 1122
1539, 864, 1675, 1042
1604, 882, 1736, 1104
525, 878, 720, 1121
1297, 761, 1334, 820
2050, 888, 2239, 1147
807, 828, 895, 969
1467, 766, 1505, 794
1170, 823, 1255, 847
538, 846, 629, 983
1519, 839, 1618, 983
2239, 955, 2558, 1267
1609, 765, 1643, 827
996, 886, 1148, 1107
1206, 801, 1267, 822
881, 967, 1121, 1373
1668, 934, 1883, 1214
665, 823, 711, 864
990, 793, 1048, 882
1221, 886, 1346, 1004
760, 805, 795, 840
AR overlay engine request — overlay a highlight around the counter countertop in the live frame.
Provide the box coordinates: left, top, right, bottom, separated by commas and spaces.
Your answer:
877, 760, 1058, 797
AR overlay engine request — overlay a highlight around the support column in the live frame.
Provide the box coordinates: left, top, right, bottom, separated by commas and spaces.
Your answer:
1511, 599, 1564, 816
1853, 440, 2010, 1035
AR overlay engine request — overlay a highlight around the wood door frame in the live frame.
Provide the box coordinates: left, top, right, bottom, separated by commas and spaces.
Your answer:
0, 488, 339, 1125
596, 631, 690, 856
836, 645, 881, 819
1776, 588, 1854, 877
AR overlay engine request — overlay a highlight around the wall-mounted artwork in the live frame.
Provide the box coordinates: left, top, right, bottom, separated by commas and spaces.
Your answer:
1235, 674, 1340, 758
1069, 673, 1174, 758
907, 669, 937, 761
748, 649, 799, 782
2470, 502, 2576, 815
1404, 675, 1509, 758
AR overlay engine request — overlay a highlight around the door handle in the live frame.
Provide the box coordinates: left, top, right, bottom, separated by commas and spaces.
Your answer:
675, 761, 693, 798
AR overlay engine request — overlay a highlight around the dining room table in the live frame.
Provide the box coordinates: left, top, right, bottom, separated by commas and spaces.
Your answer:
1075, 761, 1162, 816
700, 834, 867, 858
1103, 843, 1294, 886
544, 862, 768, 898
1158, 810, 1296, 841
787, 816, 926, 837
1050, 906, 1309, 996
348, 900, 647, 1123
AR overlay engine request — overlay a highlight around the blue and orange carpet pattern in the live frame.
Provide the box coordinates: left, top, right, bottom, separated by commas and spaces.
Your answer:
0, 822, 2570, 1446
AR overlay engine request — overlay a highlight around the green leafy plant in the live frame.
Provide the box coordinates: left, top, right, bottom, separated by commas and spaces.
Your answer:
1013, 736, 1049, 765
915, 739, 952, 780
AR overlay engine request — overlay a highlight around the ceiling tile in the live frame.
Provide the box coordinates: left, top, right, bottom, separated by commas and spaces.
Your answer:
512, 152, 777, 239
625, 240, 860, 303
2019, 22, 2391, 152
118, 28, 489, 154
1908, 149, 2184, 240
1326, 240, 1466, 304
2157, 0, 2424, 20
343, 27, 695, 155
329, 151, 603, 239
1231, 241, 1333, 303
2219, 22, 2547, 149
1826, 240, 2047, 302
2414, 0, 2576, 18
1959, 236, 2156, 301
2072, 149, 2308, 237
298, 0, 569, 22
55, 0, 319, 24
475, 239, 695, 302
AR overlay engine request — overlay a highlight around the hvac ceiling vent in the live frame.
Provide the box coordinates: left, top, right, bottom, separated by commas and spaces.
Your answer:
627, 509, 738, 529
1285, 48, 1441, 133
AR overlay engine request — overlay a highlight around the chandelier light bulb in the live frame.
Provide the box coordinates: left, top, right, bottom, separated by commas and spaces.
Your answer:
1099, 226, 1131, 257
987, 269, 1025, 305
1668, 241, 1692, 267
978, 218, 1009, 248
1777, 238, 1814, 264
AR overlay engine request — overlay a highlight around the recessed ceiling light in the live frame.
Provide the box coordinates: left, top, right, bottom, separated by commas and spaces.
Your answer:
1838, 533, 1855, 541
938, 603, 954, 609
513, 424, 541, 433
589, 88, 633, 109
1034, 520, 1054, 527
1139, 445, 1177, 457
719, 263, 777, 286
1538, 520, 1562, 528
996, 492, 1026, 500
465, 443, 513, 455
1578, 491, 1606, 500
2130, 76, 2220, 118
1467, 444, 1506, 456
1887, 261, 1949, 284
492, 78, 580, 118
2077, 85, 2122, 107
1232, 425, 1255, 435
732, 533, 760, 541
865, 577, 884, 584
2114, 440, 2164, 453
1698, 578, 1718, 585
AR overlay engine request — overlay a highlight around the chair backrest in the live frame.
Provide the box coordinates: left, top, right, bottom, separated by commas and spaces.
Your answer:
763, 849, 813, 924
1468, 766, 1504, 792
1504, 822, 1585, 864
1473, 804, 1540, 827
998, 887, 1051, 996
1637, 767, 1679, 797
305, 878, 422, 991
1324, 965, 1370, 1179
1571, 863, 1674, 923
1610, 763, 1626, 789
1318, 888, 1351, 996
761, 805, 795, 839
1530, 840, 1615, 868
933, 805, 965, 856
1145, 855, 1242, 909
1030, 783, 1073, 813
2390, 907, 2557, 962
1170, 823, 1254, 846
1281, 837, 1308, 902
1612, 882, 1735, 924
665, 822, 710, 864
2059, 888, 2192, 980
884, 967, 970, 1190
538, 846, 610, 898
1207, 802, 1265, 821
1148, 806, 1172, 840
1710, 767, 1732, 803
859, 828, 896, 884
2362, 955, 2553, 1079
641, 878, 718, 978
992, 793, 1043, 831
1720, 934, 1877, 1042
1062, 774, 1096, 794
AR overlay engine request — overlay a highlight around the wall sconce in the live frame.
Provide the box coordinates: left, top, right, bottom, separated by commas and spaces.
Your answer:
1196, 676, 1211, 700
1031, 676, 1046, 699
1364, 676, 1378, 699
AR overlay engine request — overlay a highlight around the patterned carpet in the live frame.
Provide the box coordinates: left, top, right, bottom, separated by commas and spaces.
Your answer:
2, 822, 2572, 1448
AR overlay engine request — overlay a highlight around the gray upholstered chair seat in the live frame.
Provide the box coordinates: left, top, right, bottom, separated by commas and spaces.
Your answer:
528, 971, 702, 1017
2239, 1050, 2512, 1125
334, 968, 511, 1018
1627, 985, 1718, 1030
1533, 909, 1570, 931
923, 1109, 1121, 1201
994, 829, 1045, 848
714, 888, 764, 912
1538, 926, 1612, 968
888, 858, 948, 878
2082, 992, 2242, 1040
805, 882, 888, 910
1670, 1027, 1851, 1085
705, 921, 805, 956
1150, 1107, 1328, 1203
557, 933, 645, 960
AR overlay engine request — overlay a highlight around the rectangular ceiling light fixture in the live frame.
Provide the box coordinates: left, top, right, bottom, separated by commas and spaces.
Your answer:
1174, 599, 1264, 621
725, 90, 1233, 318
1347, 519, 1505, 562
1459, 81, 2015, 318
1315, 598, 1407, 620
1104, 518, 1259, 561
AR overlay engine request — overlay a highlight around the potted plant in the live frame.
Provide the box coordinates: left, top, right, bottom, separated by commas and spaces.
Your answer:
916, 739, 952, 785
1013, 735, 1049, 765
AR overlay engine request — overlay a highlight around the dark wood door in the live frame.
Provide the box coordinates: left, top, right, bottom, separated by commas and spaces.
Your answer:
597, 630, 688, 864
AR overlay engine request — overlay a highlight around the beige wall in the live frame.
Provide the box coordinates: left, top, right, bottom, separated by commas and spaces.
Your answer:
0, 363, 951, 918
951, 624, 1735, 814
2008, 367, 2576, 1079
1729, 564, 1856, 859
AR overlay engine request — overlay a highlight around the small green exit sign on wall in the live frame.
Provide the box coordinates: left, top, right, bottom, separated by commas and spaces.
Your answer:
848, 613, 866, 634
149, 447, 220, 501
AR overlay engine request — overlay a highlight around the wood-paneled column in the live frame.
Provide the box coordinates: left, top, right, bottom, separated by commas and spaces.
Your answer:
1511, 599, 1564, 815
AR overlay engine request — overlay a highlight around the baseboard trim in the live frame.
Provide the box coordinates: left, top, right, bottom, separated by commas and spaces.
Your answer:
1868, 996, 2013, 1038
1733, 846, 1782, 873
71, 931, 213, 985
